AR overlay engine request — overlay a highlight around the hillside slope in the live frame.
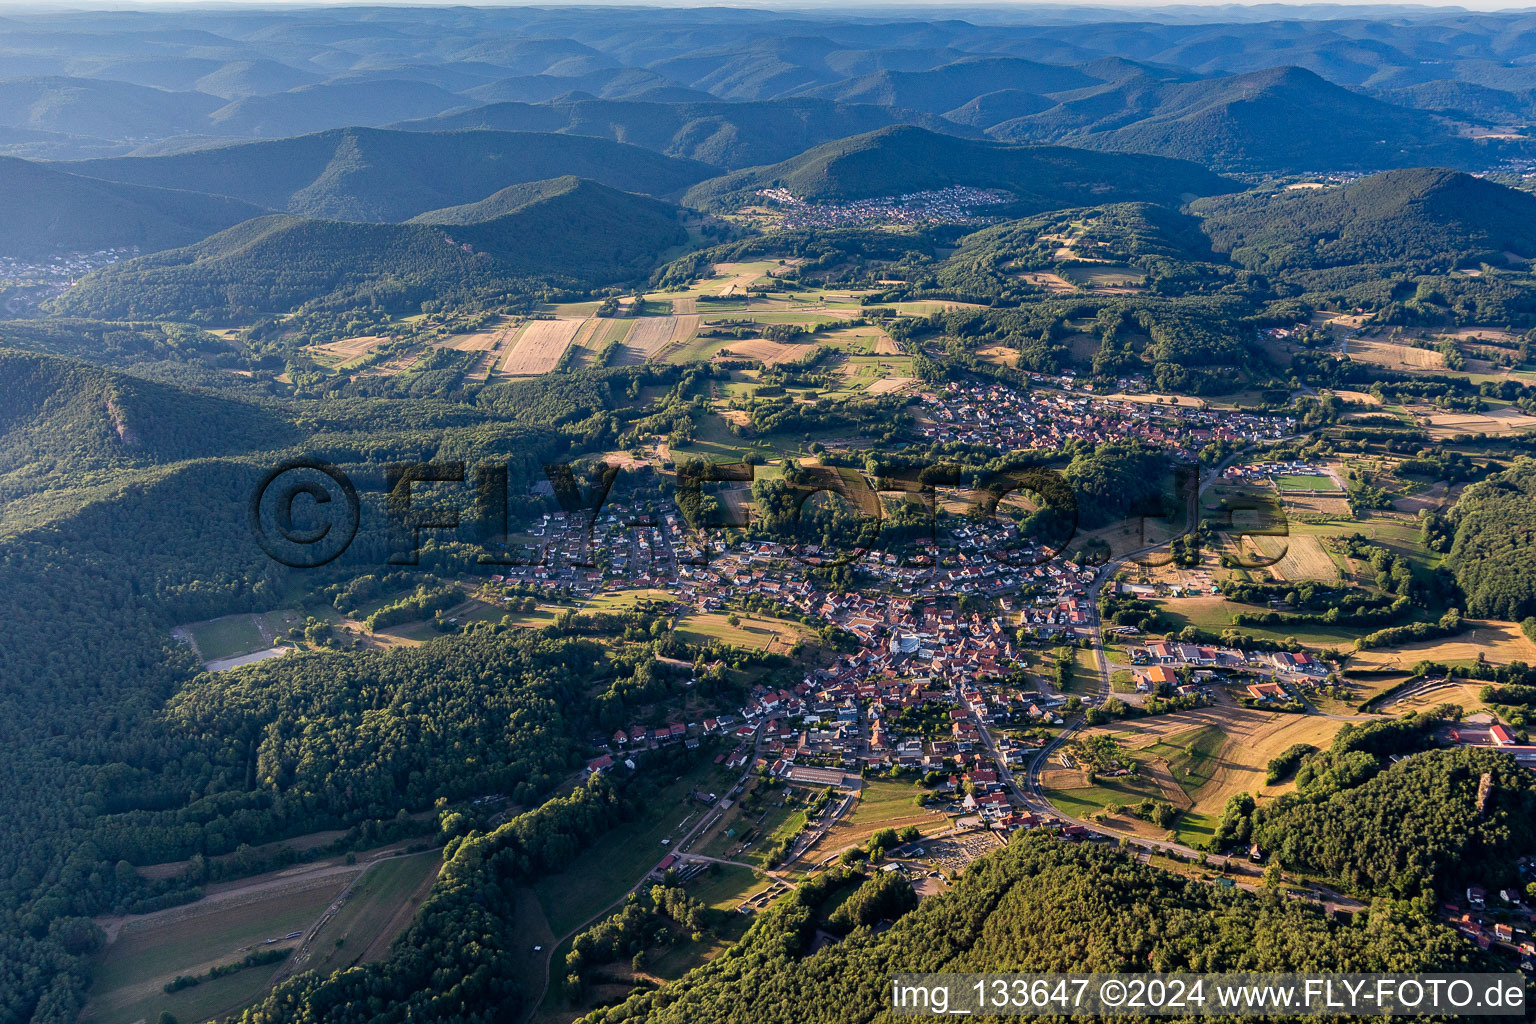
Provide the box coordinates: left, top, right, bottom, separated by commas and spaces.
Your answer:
0, 156, 268, 257
582, 835, 1479, 1024
0, 348, 295, 493
1193, 167, 1536, 282
53, 127, 715, 221
683, 125, 1235, 211
51, 177, 685, 320
1045, 67, 1480, 172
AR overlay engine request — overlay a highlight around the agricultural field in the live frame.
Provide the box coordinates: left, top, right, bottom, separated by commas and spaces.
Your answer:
437, 315, 519, 379
619, 314, 701, 365
1348, 618, 1536, 672
1250, 533, 1341, 582
1346, 335, 1445, 371
499, 318, 584, 375
307, 333, 390, 368
1413, 402, 1536, 439
1058, 709, 1347, 845
83, 866, 355, 1024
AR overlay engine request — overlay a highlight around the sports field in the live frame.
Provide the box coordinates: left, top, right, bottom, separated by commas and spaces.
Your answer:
1274, 474, 1341, 492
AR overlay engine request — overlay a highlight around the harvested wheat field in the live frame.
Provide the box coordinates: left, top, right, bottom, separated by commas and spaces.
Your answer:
713, 338, 803, 365
873, 333, 900, 355
1350, 619, 1536, 668
438, 317, 519, 378
499, 318, 584, 375
1347, 336, 1444, 371
1279, 492, 1352, 516
618, 315, 700, 365
1331, 389, 1381, 406
312, 334, 388, 363
1089, 706, 1347, 810
865, 376, 915, 395
1419, 404, 1536, 438
1253, 534, 1338, 582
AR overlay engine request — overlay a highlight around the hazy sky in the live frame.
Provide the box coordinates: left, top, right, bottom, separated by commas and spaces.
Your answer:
9, 0, 1536, 9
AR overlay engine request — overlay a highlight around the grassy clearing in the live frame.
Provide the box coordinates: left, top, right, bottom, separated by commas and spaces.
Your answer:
674, 611, 810, 652
1143, 725, 1225, 798
685, 863, 767, 911
302, 852, 442, 973
532, 758, 734, 937
1155, 598, 1361, 649
582, 588, 677, 614
820, 780, 942, 853
84, 877, 346, 1024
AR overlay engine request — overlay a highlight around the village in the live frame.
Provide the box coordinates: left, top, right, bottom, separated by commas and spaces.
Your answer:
752, 184, 1015, 228
920, 379, 1296, 454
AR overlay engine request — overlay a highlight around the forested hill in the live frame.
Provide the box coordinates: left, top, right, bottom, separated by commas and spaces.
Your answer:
51, 177, 686, 321
0, 348, 297, 495
393, 97, 979, 170
682, 125, 1237, 210
1192, 168, 1536, 285
1057, 66, 1480, 173
583, 835, 1478, 1024
53, 127, 716, 222
0, 156, 268, 258
1447, 457, 1536, 621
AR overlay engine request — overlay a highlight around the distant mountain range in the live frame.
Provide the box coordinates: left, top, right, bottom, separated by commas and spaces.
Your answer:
50, 176, 686, 320
54, 127, 715, 222
2, 8, 1534, 171
395, 97, 981, 169
683, 125, 1236, 211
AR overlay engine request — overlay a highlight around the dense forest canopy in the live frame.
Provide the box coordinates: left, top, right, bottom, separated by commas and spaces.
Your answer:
582, 835, 1482, 1024
1447, 458, 1536, 621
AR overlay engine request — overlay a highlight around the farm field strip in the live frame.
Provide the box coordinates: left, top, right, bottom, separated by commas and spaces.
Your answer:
499, 318, 584, 375
620, 314, 700, 365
